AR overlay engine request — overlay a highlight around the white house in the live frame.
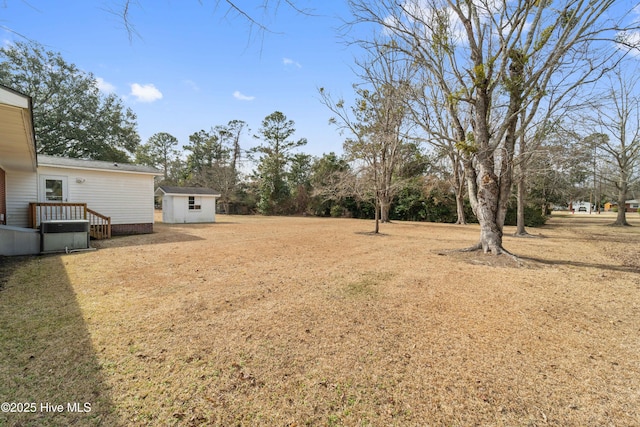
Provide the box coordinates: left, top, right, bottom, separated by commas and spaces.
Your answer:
0, 85, 162, 256
155, 186, 221, 224
35, 155, 162, 234
624, 199, 639, 212
570, 200, 592, 214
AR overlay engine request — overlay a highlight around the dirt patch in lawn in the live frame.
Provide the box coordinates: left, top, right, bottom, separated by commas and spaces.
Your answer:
2, 213, 640, 426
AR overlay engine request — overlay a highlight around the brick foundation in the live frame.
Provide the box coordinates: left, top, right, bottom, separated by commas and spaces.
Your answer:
111, 223, 154, 236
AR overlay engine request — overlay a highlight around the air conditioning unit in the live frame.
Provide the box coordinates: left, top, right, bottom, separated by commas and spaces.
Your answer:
40, 220, 90, 253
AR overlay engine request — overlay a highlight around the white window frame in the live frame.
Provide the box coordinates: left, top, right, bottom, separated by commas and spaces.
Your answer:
188, 196, 201, 211
39, 175, 69, 202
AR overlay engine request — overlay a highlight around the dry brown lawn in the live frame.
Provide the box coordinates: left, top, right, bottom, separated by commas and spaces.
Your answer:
1, 212, 639, 426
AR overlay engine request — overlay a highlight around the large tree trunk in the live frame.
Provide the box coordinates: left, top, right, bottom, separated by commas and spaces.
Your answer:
452, 152, 467, 225
467, 106, 512, 254
467, 49, 522, 255
374, 196, 380, 234
379, 179, 391, 222
380, 163, 393, 223
515, 172, 528, 236
612, 172, 630, 226
379, 199, 390, 223
466, 150, 514, 254
514, 106, 529, 237
475, 163, 506, 254
455, 190, 467, 225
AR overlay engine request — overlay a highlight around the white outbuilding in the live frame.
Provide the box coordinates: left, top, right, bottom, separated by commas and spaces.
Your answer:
155, 186, 221, 224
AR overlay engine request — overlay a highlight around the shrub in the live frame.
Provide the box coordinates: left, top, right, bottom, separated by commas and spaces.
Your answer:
504, 204, 548, 227
391, 187, 477, 224
330, 205, 344, 218
391, 187, 456, 222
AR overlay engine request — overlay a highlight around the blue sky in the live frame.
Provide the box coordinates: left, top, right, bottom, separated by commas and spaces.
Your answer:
2, 1, 639, 163
1, 1, 360, 158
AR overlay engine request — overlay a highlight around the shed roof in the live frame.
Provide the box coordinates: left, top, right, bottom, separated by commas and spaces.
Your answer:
156, 186, 221, 197
38, 154, 163, 175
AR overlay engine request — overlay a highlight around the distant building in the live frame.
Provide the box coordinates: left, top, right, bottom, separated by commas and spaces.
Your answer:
603, 200, 639, 212
155, 186, 221, 224
570, 201, 592, 214
625, 200, 640, 212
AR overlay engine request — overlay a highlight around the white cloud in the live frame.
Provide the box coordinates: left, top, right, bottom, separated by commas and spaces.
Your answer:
183, 79, 200, 91
382, 14, 402, 36
283, 57, 302, 68
616, 31, 640, 57
382, 3, 466, 45
130, 83, 163, 103
616, 4, 640, 56
96, 77, 116, 93
233, 90, 255, 101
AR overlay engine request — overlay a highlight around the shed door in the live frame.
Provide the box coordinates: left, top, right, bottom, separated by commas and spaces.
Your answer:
39, 175, 69, 202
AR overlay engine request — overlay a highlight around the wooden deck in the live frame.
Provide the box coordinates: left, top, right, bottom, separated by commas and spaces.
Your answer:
28, 202, 111, 239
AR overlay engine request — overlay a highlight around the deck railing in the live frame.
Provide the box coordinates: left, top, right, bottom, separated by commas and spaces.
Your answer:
87, 208, 111, 239
29, 202, 87, 225
28, 202, 111, 239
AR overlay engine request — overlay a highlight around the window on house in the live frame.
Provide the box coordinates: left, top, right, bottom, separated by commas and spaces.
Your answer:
188, 196, 201, 210
45, 179, 63, 201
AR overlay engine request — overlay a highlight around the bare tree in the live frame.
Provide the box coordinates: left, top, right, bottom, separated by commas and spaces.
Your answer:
348, 0, 638, 255
512, 117, 555, 236
219, 119, 247, 179
113, 0, 314, 42
409, 66, 470, 224
585, 71, 640, 226
320, 41, 415, 232
319, 85, 383, 232
217, 119, 248, 211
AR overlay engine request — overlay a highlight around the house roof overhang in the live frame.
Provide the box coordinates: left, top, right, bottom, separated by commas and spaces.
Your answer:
38, 154, 164, 176
0, 86, 38, 172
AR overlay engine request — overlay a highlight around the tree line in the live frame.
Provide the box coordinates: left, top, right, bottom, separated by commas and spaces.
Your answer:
3, 0, 640, 257
109, 0, 640, 253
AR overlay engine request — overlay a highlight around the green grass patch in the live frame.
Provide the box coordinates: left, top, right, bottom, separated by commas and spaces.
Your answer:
0, 256, 119, 426
344, 272, 394, 297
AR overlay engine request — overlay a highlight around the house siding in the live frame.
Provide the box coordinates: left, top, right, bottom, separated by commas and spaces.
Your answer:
5, 169, 37, 227
37, 165, 155, 227
0, 167, 6, 224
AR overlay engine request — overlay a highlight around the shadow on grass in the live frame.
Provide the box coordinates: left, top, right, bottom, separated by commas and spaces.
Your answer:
166, 219, 243, 227
0, 255, 119, 426
520, 255, 640, 274
354, 231, 390, 236
92, 225, 205, 250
